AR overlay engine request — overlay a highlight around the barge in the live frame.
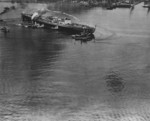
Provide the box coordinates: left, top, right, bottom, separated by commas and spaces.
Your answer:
21, 11, 95, 34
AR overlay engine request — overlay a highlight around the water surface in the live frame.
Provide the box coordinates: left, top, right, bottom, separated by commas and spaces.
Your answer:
0, 2, 150, 121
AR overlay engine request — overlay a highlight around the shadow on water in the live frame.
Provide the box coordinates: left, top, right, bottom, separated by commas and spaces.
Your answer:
105, 71, 125, 93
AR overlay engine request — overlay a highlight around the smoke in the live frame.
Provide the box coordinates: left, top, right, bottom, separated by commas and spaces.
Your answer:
0, 2, 80, 24
0, 3, 25, 22
0, 6, 15, 15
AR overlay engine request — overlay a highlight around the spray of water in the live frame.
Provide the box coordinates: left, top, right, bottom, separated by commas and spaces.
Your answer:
94, 25, 116, 42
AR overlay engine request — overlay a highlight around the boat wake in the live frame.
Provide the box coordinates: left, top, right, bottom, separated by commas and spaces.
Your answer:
94, 26, 116, 42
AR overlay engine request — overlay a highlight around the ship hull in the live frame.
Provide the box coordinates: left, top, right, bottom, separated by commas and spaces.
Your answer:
21, 13, 95, 34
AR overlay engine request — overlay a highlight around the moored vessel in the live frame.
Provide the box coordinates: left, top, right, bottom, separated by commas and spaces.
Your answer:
21, 10, 95, 34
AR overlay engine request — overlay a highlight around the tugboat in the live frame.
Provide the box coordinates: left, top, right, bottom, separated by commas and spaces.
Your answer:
21, 10, 96, 34
72, 29, 95, 42
143, 0, 150, 8
0, 26, 10, 33
72, 33, 95, 41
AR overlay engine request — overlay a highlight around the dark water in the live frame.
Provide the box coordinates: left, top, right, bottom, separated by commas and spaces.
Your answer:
0, 2, 150, 121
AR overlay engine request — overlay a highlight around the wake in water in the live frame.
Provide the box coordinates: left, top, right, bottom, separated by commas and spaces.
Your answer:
94, 25, 116, 42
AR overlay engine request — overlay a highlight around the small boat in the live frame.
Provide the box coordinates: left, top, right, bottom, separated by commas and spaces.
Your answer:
143, 0, 150, 8
0, 26, 10, 33
21, 10, 95, 34
72, 33, 95, 41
